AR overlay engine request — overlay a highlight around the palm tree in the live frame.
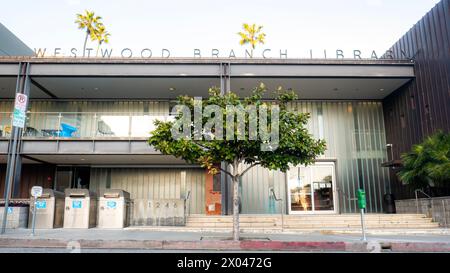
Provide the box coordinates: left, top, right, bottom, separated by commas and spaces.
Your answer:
94, 24, 111, 56
237, 23, 266, 50
75, 10, 103, 57
398, 131, 450, 190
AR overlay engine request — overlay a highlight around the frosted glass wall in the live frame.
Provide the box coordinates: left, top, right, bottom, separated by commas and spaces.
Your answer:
239, 101, 390, 214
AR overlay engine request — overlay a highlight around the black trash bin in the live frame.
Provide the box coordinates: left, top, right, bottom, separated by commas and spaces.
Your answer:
383, 193, 396, 213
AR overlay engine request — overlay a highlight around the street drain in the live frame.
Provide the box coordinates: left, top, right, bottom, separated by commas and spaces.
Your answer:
381, 244, 392, 251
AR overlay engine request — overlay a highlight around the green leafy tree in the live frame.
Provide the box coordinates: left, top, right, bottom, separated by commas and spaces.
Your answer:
398, 131, 450, 189
75, 10, 103, 56
238, 23, 266, 49
149, 83, 326, 240
94, 24, 111, 56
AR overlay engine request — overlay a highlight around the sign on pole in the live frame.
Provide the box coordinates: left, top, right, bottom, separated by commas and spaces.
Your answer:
31, 186, 43, 198
30, 186, 43, 236
12, 93, 28, 128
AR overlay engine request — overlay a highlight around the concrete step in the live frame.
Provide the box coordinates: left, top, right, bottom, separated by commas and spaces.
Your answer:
187, 214, 429, 220
185, 213, 439, 229
284, 223, 439, 229
283, 218, 432, 222
188, 215, 429, 222
186, 219, 277, 223
187, 219, 434, 223
186, 223, 279, 228
186, 222, 439, 228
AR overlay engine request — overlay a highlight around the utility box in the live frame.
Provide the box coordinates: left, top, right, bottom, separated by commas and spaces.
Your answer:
28, 189, 64, 229
63, 189, 97, 228
97, 189, 131, 228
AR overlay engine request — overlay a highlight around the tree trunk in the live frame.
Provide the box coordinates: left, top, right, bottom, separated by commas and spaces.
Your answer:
83, 31, 89, 57
232, 175, 240, 241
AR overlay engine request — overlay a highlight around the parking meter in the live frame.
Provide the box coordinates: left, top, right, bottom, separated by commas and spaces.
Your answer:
356, 188, 367, 241
357, 189, 366, 209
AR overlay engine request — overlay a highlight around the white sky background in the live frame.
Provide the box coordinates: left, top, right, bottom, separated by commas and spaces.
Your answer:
1, 0, 441, 58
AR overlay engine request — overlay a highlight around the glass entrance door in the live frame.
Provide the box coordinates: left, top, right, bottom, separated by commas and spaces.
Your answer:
287, 162, 336, 214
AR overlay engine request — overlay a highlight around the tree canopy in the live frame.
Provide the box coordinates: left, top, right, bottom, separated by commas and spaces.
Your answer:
237, 23, 266, 50
149, 83, 326, 177
148, 83, 326, 241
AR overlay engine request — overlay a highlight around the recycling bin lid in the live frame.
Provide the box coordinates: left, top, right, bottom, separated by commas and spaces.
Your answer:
99, 189, 130, 199
38, 189, 65, 198
64, 188, 96, 198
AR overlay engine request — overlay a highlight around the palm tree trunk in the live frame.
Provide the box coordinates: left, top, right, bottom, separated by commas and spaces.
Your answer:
83, 31, 89, 57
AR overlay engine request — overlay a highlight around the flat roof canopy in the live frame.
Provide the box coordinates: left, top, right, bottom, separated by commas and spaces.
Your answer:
0, 153, 189, 165
0, 58, 414, 100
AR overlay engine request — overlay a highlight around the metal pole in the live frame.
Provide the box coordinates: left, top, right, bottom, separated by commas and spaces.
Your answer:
360, 208, 367, 241
12, 63, 29, 198
31, 196, 37, 236
1, 129, 20, 234
1, 63, 23, 234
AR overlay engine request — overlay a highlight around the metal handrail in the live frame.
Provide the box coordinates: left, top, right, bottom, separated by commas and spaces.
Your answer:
270, 188, 284, 232
184, 190, 191, 222
337, 187, 357, 201
414, 189, 432, 214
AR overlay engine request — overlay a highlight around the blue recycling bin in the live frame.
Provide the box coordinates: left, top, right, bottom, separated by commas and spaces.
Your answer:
60, 123, 77, 137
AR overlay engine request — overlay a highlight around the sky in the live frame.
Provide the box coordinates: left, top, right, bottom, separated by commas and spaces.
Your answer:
1, 0, 442, 58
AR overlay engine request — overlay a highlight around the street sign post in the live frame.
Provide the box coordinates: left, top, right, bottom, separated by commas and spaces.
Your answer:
30, 186, 43, 236
357, 189, 367, 241
12, 93, 28, 128
1, 63, 30, 235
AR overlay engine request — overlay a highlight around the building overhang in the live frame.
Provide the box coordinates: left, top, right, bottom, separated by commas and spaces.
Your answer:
0, 139, 188, 165
0, 57, 414, 100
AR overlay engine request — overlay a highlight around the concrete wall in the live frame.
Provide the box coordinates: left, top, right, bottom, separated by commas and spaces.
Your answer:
131, 199, 185, 226
395, 197, 450, 227
0, 205, 29, 228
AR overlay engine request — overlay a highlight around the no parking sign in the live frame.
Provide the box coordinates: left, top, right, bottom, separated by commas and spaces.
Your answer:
12, 93, 28, 128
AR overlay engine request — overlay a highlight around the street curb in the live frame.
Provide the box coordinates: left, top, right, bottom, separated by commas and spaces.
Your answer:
381, 242, 450, 252
1, 238, 450, 252
0, 238, 347, 251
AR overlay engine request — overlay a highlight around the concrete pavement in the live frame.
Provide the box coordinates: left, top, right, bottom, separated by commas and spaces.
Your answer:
0, 228, 450, 252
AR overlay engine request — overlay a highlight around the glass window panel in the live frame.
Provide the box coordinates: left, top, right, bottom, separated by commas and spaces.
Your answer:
288, 166, 312, 212
97, 115, 130, 137
130, 115, 168, 137
312, 166, 334, 211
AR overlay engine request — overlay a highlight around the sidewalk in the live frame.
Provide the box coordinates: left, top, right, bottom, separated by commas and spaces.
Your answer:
1, 228, 450, 252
